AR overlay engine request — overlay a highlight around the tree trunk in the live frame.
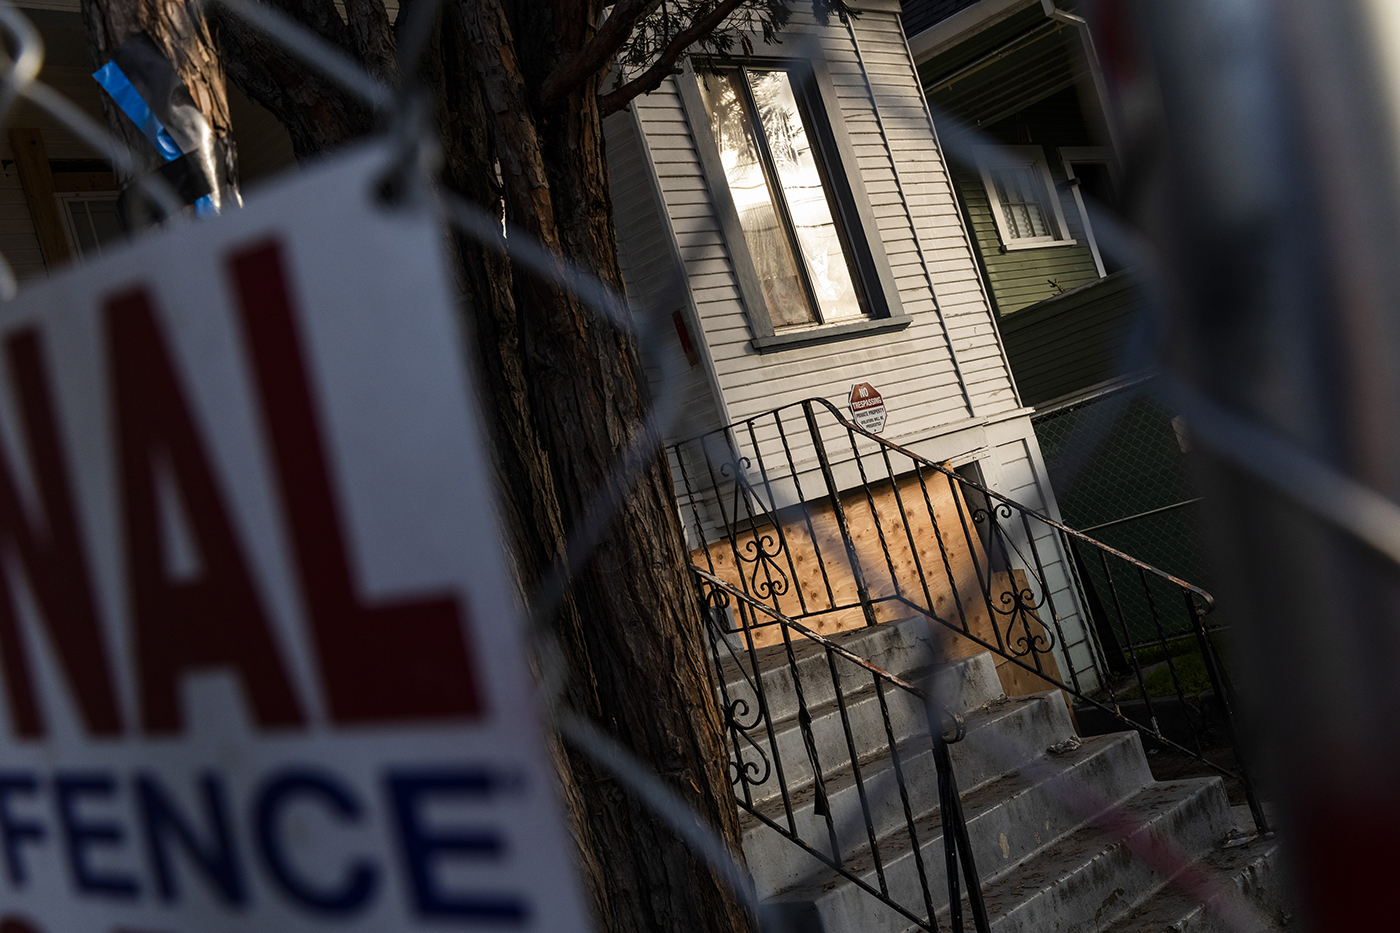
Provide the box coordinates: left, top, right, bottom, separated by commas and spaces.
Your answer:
457, 4, 753, 930
424, 11, 620, 927
80, 0, 233, 181
85, 3, 754, 931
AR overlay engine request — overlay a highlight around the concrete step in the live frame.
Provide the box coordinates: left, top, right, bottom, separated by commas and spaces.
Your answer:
732, 665, 931, 809
717, 618, 1003, 729
739, 690, 1079, 888
725, 625, 1260, 933
1100, 808, 1290, 933
972, 777, 1236, 933
734, 660, 1056, 809
756, 732, 1158, 929
726, 654, 1012, 810
948, 691, 1078, 794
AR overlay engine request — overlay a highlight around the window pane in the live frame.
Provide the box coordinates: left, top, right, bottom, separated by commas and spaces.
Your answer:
993, 164, 1050, 239
86, 199, 125, 252
699, 72, 817, 328
62, 196, 124, 261
747, 70, 864, 322
68, 202, 98, 257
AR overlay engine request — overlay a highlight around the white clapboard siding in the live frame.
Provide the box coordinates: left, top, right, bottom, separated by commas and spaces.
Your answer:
603, 108, 725, 445
844, 11, 1021, 418
627, 4, 1020, 475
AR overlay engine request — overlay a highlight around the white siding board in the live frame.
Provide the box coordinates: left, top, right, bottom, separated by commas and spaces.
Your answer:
605, 108, 725, 441
628, 7, 1028, 470
845, 14, 1018, 418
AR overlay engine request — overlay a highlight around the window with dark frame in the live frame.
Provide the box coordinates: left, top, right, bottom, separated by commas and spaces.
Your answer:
697, 67, 870, 330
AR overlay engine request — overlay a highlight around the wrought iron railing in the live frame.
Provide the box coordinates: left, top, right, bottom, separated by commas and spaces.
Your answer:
670, 398, 1268, 836
694, 567, 990, 933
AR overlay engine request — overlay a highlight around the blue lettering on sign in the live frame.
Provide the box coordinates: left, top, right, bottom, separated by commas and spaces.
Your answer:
387, 769, 526, 922
254, 769, 379, 914
0, 773, 44, 886
136, 772, 245, 906
53, 773, 140, 899
0, 765, 531, 922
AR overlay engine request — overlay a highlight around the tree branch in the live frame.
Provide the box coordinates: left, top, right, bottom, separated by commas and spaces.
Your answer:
211, 5, 373, 160
537, 0, 662, 105
344, 0, 397, 82
596, 0, 747, 116
264, 0, 354, 52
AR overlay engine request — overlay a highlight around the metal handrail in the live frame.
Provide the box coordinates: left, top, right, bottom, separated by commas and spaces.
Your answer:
802, 397, 1217, 611
696, 567, 941, 699
671, 397, 1268, 835
693, 566, 990, 933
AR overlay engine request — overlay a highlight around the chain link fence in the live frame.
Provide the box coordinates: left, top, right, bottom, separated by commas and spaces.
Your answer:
1032, 377, 1210, 649
0, 3, 1286, 929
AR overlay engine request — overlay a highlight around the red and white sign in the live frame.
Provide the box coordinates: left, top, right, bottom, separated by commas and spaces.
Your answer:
848, 382, 888, 434
0, 145, 586, 932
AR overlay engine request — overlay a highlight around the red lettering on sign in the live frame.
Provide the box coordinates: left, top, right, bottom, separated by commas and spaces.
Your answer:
108, 290, 306, 734
0, 917, 40, 933
0, 332, 121, 737
230, 242, 482, 724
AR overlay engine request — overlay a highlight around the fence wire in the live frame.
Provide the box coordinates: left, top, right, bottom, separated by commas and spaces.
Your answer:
0, 3, 1291, 932
1032, 377, 1211, 647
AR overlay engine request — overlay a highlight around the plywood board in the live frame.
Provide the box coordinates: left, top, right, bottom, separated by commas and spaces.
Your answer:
693, 471, 1069, 701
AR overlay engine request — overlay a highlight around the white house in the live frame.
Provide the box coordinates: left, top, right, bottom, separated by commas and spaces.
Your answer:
603, 0, 1097, 680
0, 5, 1286, 930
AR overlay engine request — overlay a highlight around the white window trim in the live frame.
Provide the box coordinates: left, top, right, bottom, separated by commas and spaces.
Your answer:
1059, 146, 1116, 278
679, 59, 909, 352
55, 191, 120, 262
974, 144, 1076, 252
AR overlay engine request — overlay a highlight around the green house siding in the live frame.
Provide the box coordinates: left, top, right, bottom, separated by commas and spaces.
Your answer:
955, 161, 1101, 314
997, 271, 1143, 406
922, 24, 1141, 407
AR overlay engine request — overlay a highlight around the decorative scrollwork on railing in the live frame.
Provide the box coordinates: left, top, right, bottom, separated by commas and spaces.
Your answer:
723, 695, 763, 732
727, 722, 774, 788
993, 581, 1054, 658
720, 456, 791, 601
741, 533, 790, 599
699, 577, 775, 790
703, 580, 734, 629
973, 504, 1056, 659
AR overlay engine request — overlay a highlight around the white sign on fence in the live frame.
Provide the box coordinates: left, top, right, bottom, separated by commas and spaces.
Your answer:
848, 382, 887, 434
0, 145, 587, 933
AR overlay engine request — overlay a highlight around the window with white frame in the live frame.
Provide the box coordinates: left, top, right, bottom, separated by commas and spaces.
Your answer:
975, 145, 1075, 251
57, 192, 123, 261
1060, 146, 1120, 276
681, 60, 908, 350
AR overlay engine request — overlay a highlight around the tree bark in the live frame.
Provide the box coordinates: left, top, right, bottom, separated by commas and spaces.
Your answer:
461, 4, 752, 928
86, 2, 755, 931
422, 11, 621, 928
80, 0, 233, 180
211, 6, 374, 160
